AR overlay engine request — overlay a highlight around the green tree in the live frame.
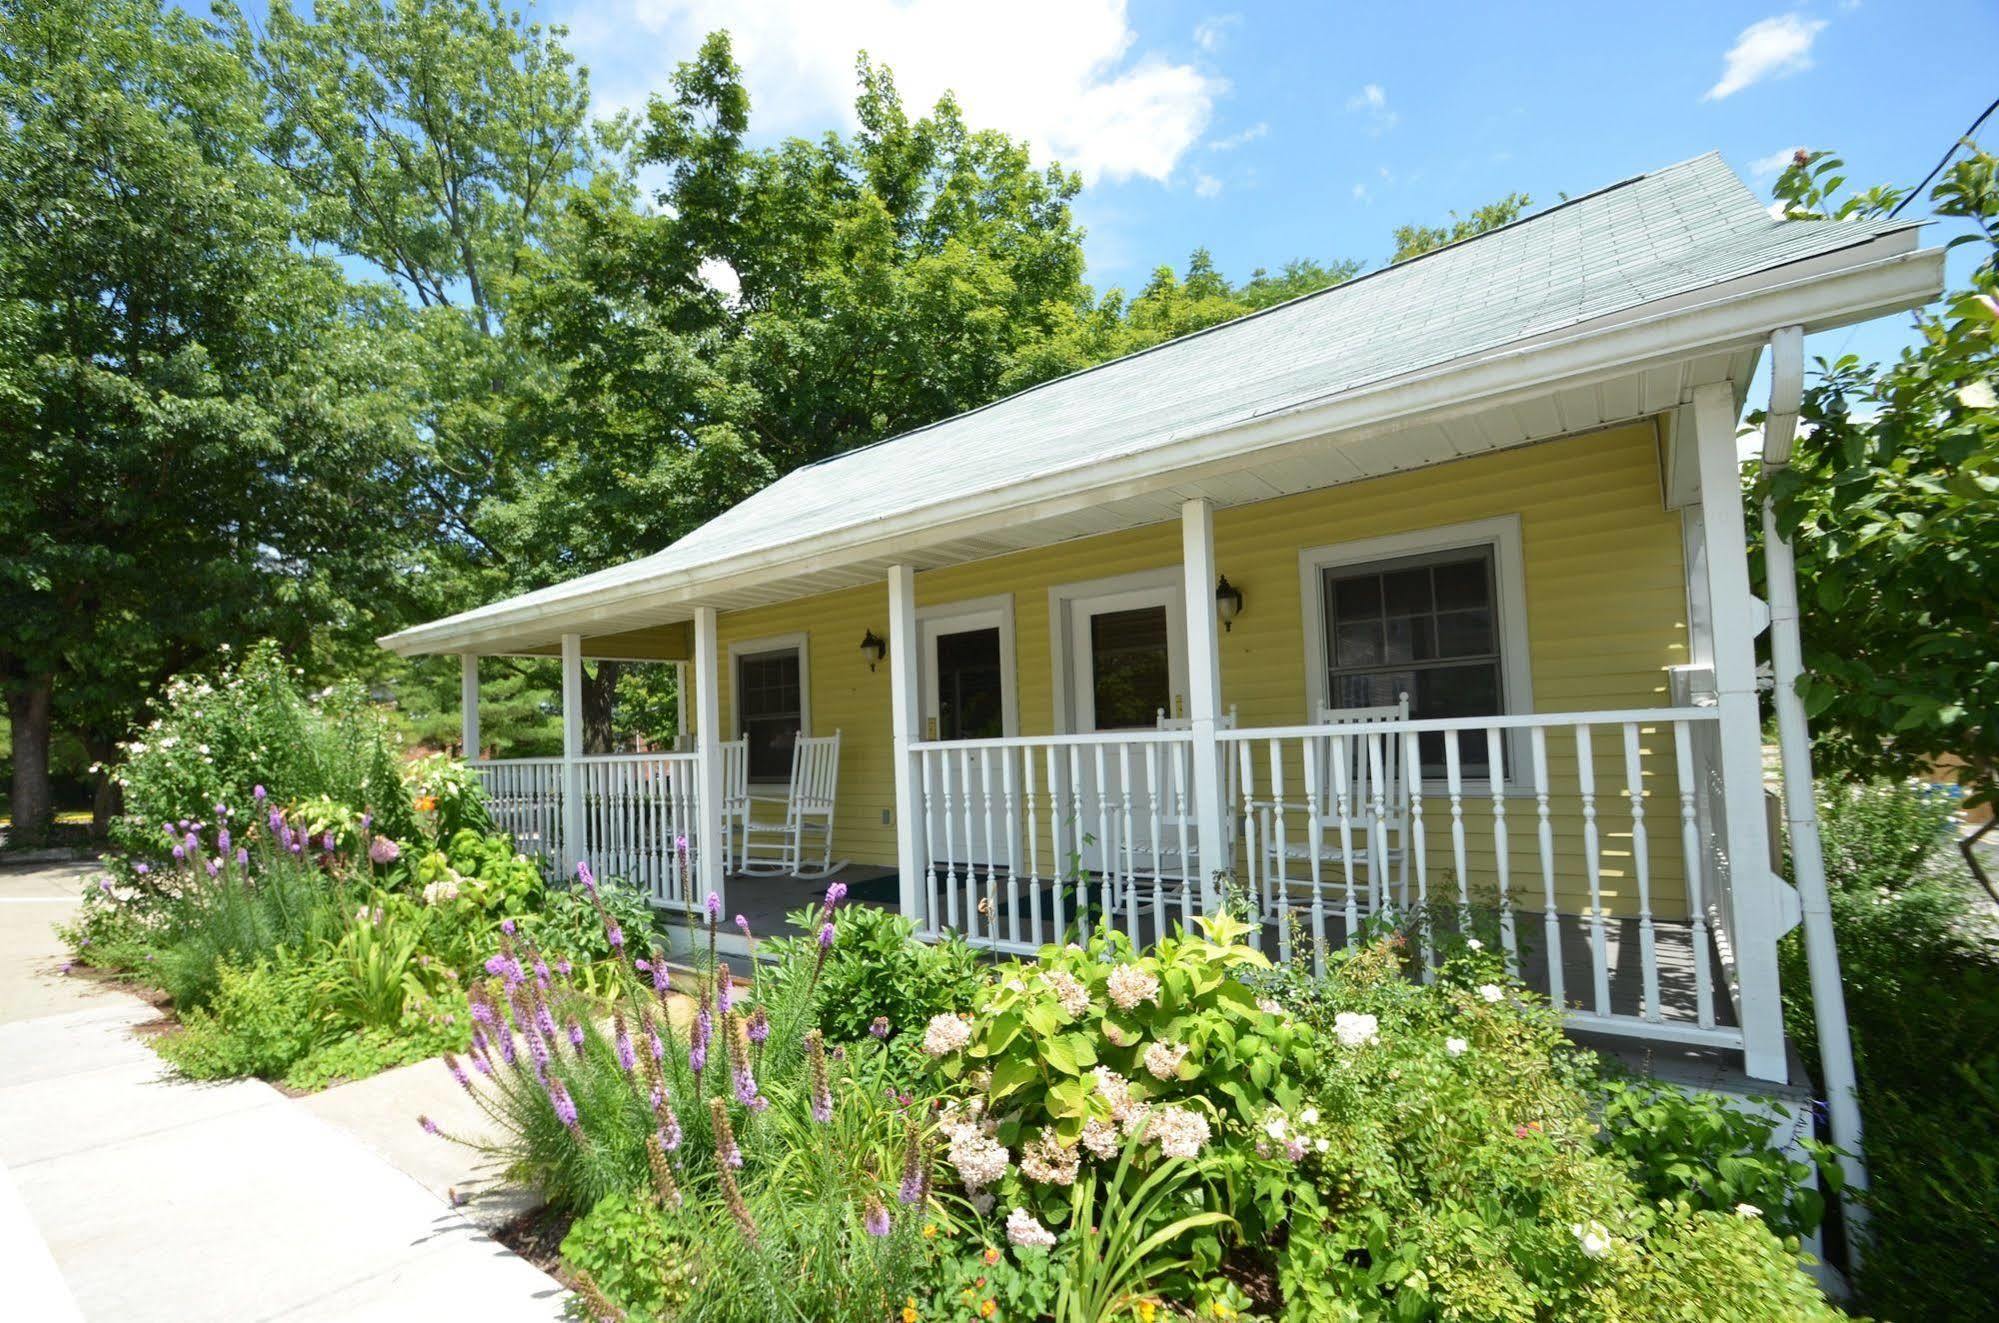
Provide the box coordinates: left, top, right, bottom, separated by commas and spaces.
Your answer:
1391, 191, 1532, 262
0, 0, 420, 842
1758, 148, 1999, 812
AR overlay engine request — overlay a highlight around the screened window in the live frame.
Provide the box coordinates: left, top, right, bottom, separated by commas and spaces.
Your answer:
1322, 545, 1503, 775
1089, 606, 1171, 731
737, 648, 802, 781
936, 627, 1005, 740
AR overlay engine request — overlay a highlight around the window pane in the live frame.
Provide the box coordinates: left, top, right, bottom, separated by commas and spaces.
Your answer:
1090, 607, 1170, 730
1334, 619, 1383, 667
1329, 670, 1414, 710
1331, 574, 1382, 618
1381, 567, 1432, 616
1384, 614, 1436, 663
1431, 556, 1491, 610
937, 627, 1004, 740
1434, 608, 1494, 658
739, 649, 802, 780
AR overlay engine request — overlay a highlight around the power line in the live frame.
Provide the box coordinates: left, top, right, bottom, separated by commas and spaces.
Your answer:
1888, 94, 1999, 218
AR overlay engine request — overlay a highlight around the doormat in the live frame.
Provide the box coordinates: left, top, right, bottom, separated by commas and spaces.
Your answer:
840, 873, 900, 907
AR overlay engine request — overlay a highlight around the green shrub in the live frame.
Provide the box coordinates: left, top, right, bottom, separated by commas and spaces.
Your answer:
1595, 1079, 1828, 1241
151, 845, 347, 1008
518, 872, 656, 974
108, 642, 410, 856
560, 1190, 695, 1321
765, 903, 982, 1065
281, 989, 472, 1090
156, 955, 325, 1080
1780, 778, 1999, 1318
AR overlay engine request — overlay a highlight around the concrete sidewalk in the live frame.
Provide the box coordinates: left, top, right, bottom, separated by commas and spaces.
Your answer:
0, 861, 568, 1321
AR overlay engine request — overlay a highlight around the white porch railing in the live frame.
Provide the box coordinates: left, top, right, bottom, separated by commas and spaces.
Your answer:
470, 756, 565, 876
470, 751, 705, 911
909, 707, 1743, 1051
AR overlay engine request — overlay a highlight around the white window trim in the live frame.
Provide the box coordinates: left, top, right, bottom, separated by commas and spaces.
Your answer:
727, 631, 810, 782
917, 593, 1018, 741
1047, 566, 1186, 734
1298, 515, 1534, 788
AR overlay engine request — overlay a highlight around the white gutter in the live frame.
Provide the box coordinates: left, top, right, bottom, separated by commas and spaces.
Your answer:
1759, 322, 1870, 1262
380, 236, 1943, 658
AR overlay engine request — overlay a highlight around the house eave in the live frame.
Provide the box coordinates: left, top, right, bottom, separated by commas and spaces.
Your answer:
379, 234, 1944, 659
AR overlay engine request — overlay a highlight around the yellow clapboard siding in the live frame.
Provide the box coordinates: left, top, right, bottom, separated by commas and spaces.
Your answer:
709, 422, 1693, 917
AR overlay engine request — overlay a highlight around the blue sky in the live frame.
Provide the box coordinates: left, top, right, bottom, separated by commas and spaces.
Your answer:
548, 0, 1993, 375
218, 0, 1998, 375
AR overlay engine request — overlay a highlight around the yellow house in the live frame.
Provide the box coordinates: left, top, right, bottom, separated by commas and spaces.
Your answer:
382, 153, 1942, 1098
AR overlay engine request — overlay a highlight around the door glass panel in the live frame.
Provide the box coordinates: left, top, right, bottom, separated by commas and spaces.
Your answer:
1089, 606, 1170, 730
738, 650, 801, 780
936, 627, 1005, 740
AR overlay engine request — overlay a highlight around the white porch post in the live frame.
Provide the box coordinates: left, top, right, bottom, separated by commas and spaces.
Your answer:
1180, 498, 1227, 914
693, 606, 726, 908
887, 566, 926, 926
674, 661, 689, 751
1691, 382, 1790, 1081
459, 653, 480, 760
560, 633, 585, 879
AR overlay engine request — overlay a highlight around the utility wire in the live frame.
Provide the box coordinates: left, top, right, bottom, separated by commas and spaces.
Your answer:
1888, 94, 1999, 217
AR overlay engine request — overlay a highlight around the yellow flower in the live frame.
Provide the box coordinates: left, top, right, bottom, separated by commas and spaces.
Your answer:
1139, 1305, 1157, 1323
979, 1301, 997, 1319
901, 1307, 919, 1323
923, 1224, 938, 1239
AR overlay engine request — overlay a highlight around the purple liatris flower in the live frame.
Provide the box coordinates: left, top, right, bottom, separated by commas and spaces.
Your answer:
268, 809, 283, 834
527, 1027, 550, 1072
216, 828, 231, 853
470, 999, 495, 1027
567, 1019, 586, 1052
547, 1077, 579, 1130
253, 784, 266, 802
863, 1196, 891, 1238
500, 918, 516, 936
533, 959, 550, 988
556, 957, 572, 977
445, 1053, 472, 1092
690, 1038, 707, 1075
747, 1007, 769, 1045
359, 812, 371, 831
182, 831, 199, 856
576, 860, 596, 894
321, 832, 336, 853
869, 1016, 890, 1040
734, 914, 751, 937
648, 1026, 665, 1061
604, 920, 623, 952
205, 859, 220, 878
823, 881, 848, 912
732, 1065, 761, 1108
717, 974, 732, 1015
615, 1020, 636, 1074
171, 845, 185, 861
235, 848, 248, 867
818, 922, 835, 950
133, 862, 149, 876
705, 891, 720, 921
418, 1115, 440, 1136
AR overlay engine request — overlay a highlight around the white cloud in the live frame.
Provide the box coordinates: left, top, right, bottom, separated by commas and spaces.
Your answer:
1207, 121, 1267, 151
1704, 15, 1828, 100
1344, 83, 1399, 135
698, 256, 741, 303
1193, 13, 1239, 51
1749, 146, 1805, 177
1194, 172, 1222, 198
594, 0, 1225, 185
1352, 182, 1372, 203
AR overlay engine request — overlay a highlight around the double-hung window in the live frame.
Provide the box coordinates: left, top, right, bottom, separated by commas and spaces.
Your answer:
736, 645, 804, 782
1304, 517, 1529, 780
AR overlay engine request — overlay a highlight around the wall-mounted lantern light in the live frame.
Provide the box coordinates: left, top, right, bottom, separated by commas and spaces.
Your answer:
860, 629, 888, 671
1215, 575, 1244, 632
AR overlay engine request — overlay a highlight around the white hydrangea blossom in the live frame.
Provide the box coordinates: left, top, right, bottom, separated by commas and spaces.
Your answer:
1043, 969, 1093, 1018
1106, 963, 1161, 1011
1733, 1202, 1762, 1219
1477, 984, 1505, 1004
1019, 1132, 1080, 1186
1445, 1037, 1469, 1057
1333, 1011, 1379, 1047
943, 1124, 1010, 1191
1005, 1206, 1057, 1249
921, 1013, 972, 1057
1255, 996, 1285, 1018
1144, 1105, 1211, 1159
1143, 1039, 1189, 1080
1080, 1118, 1122, 1161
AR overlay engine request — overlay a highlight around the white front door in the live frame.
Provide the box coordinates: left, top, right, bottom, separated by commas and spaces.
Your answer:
1063, 582, 1187, 872
920, 608, 1015, 865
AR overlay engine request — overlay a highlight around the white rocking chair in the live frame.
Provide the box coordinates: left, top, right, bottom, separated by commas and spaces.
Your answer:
1259, 694, 1411, 924
720, 738, 750, 872
738, 730, 845, 879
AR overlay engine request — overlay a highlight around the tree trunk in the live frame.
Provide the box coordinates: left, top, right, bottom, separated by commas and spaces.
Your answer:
582, 660, 622, 754
7, 677, 54, 848
85, 734, 122, 841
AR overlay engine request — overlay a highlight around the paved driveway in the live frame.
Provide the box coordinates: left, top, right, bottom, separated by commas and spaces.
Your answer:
0, 861, 567, 1321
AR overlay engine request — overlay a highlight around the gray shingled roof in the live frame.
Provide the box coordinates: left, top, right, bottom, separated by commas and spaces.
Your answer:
388, 152, 1921, 644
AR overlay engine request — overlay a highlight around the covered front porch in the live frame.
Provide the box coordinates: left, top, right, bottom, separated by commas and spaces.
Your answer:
444, 385, 1790, 1082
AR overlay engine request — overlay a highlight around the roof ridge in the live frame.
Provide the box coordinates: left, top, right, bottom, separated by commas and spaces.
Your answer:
781, 154, 1729, 482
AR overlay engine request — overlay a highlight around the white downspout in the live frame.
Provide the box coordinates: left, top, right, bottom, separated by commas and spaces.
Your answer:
1759, 323, 1870, 1259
